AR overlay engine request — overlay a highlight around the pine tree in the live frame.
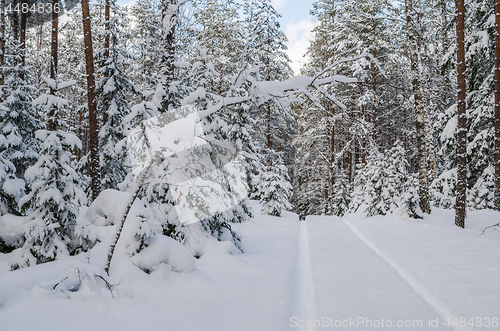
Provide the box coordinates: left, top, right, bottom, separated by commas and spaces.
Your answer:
258, 151, 292, 216
331, 170, 351, 217
154, 0, 187, 112
0, 40, 42, 214
81, 0, 100, 201
129, 0, 162, 98
96, 2, 139, 190
454, 0, 467, 228
14, 129, 85, 268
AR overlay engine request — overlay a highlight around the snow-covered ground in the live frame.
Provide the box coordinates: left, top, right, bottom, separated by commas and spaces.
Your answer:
0, 203, 499, 331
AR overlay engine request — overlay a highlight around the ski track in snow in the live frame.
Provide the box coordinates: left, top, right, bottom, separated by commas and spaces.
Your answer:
344, 219, 471, 331
291, 221, 317, 330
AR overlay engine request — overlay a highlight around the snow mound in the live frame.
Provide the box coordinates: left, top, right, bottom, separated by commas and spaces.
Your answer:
84, 189, 131, 226
131, 235, 195, 274
0, 213, 25, 246
47, 263, 116, 298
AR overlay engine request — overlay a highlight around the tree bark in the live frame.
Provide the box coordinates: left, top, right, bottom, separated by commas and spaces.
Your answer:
158, 0, 183, 113
372, 48, 377, 144
103, 0, 110, 125
372, 20, 377, 145
48, 0, 59, 131
423, 108, 437, 181
0, 0, 5, 88
12, 1, 18, 41
82, 0, 100, 201
406, 0, 431, 214
19, 0, 26, 80
494, 0, 500, 211
455, 0, 467, 228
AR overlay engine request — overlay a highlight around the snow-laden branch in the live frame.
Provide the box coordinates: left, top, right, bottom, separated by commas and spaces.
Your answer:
355, 14, 407, 24
197, 53, 376, 118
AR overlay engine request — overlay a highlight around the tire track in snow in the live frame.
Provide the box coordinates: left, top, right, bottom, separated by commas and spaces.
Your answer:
344, 219, 472, 331
290, 221, 317, 330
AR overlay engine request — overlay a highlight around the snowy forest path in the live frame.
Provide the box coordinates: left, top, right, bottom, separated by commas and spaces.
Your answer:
291, 221, 317, 329
304, 216, 451, 330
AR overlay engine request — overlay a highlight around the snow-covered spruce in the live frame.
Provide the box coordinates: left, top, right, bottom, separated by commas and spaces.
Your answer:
11, 130, 87, 268
350, 142, 422, 218
0, 40, 43, 215
258, 151, 293, 217
96, 1, 139, 190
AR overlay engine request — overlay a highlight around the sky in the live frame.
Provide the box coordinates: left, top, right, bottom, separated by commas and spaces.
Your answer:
270, 0, 317, 74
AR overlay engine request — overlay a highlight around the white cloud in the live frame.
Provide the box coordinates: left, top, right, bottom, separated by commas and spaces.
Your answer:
285, 19, 317, 75
271, 0, 290, 9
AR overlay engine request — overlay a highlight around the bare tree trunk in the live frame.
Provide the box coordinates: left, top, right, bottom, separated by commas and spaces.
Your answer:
82, 0, 100, 201
0, 0, 5, 89
372, 50, 377, 144
267, 104, 271, 149
424, 109, 437, 180
48, 0, 59, 131
406, 0, 431, 214
330, 105, 335, 202
494, 0, 500, 210
402, 79, 408, 154
13, 1, 18, 41
158, 0, 184, 113
19, 0, 26, 80
372, 20, 377, 145
495, 0, 500, 211
455, 0, 467, 228
103, 0, 110, 125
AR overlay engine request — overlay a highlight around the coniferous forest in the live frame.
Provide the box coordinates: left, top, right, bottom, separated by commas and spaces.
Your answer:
0, 0, 499, 329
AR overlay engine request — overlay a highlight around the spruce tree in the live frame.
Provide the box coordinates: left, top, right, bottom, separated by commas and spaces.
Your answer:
0, 40, 42, 214
96, 1, 139, 190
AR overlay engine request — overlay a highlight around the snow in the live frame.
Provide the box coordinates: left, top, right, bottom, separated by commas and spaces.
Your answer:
127, 106, 248, 226
84, 189, 131, 226
345, 209, 500, 331
39, 75, 77, 91
130, 235, 195, 273
1, 201, 499, 330
0, 201, 300, 331
0, 214, 25, 246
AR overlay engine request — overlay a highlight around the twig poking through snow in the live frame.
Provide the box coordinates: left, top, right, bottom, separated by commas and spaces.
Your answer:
479, 223, 500, 236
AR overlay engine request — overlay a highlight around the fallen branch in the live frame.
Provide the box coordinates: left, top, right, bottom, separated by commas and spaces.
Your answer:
479, 223, 500, 236
95, 275, 117, 298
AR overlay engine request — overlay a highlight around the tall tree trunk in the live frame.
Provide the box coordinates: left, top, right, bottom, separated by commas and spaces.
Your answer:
48, 0, 59, 131
424, 109, 437, 180
416, 31, 438, 182
455, 0, 467, 228
406, 0, 431, 214
372, 20, 377, 145
82, 0, 100, 201
19, 0, 26, 80
103, 0, 110, 125
158, 0, 184, 113
372, 48, 377, 144
267, 104, 271, 149
330, 105, 335, 200
402, 79, 408, 153
494, 0, 500, 211
13, 1, 18, 42
0, 0, 5, 89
